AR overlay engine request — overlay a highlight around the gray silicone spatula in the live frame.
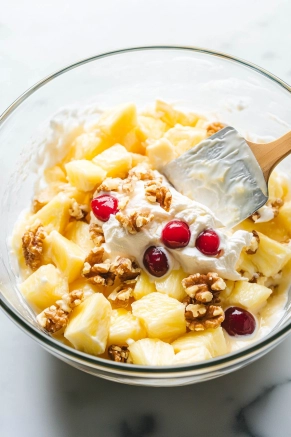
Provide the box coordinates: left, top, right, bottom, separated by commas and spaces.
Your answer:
162, 126, 291, 228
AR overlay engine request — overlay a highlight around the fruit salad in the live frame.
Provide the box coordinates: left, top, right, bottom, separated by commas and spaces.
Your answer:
11, 100, 291, 366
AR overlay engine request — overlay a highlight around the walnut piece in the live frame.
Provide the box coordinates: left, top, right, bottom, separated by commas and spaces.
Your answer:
22, 223, 47, 270
128, 165, 156, 181
69, 199, 88, 220
184, 300, 225, 331
37, 289, 84, 333
206, 122, 225, 137
116, 211, 154, 234
108, 345, 129, 363
182, 272, 226, 331
96, 177, 122, 193
89, 223, 105, 246
110, 256, 141, 281
108, 280, 137, 307
145, 180, 172, 212
82, 247, 115, 285
245, 230, 260, 255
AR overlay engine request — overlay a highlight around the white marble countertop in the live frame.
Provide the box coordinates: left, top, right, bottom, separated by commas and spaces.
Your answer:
1, 1, 291, 436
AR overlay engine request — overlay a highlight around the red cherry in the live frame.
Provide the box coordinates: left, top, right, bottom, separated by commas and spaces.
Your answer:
222, 307, 256, 336
143, 246, 169, 277
195, 229, 220, 256
161, 220, 191, 249
91, 194, 119, 222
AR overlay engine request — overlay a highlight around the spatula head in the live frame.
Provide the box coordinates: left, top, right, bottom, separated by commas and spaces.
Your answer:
162, 126, 268, 228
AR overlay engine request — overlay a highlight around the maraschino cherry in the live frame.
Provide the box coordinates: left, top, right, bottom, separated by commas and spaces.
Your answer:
195, 229, 220, 256
143, 246, 169, 277
162, 220, 191, 249
222, 306, 256, 336
91, 194, 119, 222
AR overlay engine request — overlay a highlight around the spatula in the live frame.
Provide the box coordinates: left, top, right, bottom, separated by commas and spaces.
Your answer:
162, 126, 291, 228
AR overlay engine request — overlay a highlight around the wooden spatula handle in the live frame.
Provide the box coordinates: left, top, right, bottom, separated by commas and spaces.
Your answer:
247, 130, 291, 182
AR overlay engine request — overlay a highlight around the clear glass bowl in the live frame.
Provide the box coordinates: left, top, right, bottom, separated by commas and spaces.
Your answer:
1, 46, 291, 387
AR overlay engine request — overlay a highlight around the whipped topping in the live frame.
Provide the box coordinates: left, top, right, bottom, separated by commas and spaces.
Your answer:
94, 167, 252, 281
253, 204, 275, 223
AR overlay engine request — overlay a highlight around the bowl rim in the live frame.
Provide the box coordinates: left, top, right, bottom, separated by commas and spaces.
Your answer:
1, 45, 291, 376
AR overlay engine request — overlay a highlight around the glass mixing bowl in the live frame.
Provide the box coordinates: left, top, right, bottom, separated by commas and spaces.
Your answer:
1, 47, 291, 387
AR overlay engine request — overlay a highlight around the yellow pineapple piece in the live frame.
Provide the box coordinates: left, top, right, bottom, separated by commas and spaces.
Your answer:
146, 138, 176, 170
137, 115, 168, 140
72, 132, 110, 160
131, 292, 186, 341
133, 271, 156, 300
32, 192, 71, 234
108, 309, 146, 345
155, 269, 188, 301
64, 293, 112, 355
279, 201, 291, 233
122, 128, 146, 154
237, 217, 290, 243
92, 144, 132, 178
65, 221, 94, 253
155, 100, 199, 127
44, 230, 86, 283
69, 277, 99, 296
227, 281, 272, 313
269, 171, 291, 200
171, 327, 227, 358
128, 338, 175, 365
172, 347, 212, 364
250, 232, 291, 277
97, 103, 137, 143
19, 264, 68, 311
164, 125, 207, 155
65, 160, 106, 191
219, 280, 235, 305
131, 153, 150, 167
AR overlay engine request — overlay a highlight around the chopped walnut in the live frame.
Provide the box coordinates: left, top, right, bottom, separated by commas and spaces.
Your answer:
145, 180, 172, 212
37, 289, 85, 333
120, 177, 136, 194
82, 247, 115, 285
22, 222, 47, 270
184, 300, 225, 331
110, 256, 141, 281
108, 345, 129, 363
128, 165, 156, 181
96, 177, 122, 193
118, 196, 130, 211
116, 211, 154, 234
108, 280, 137, 307
182, 272, 225, 331
69, 199, 89, 220
89, 223, 105, 246
206, 122, 225, 137
245, 230, 260, 255
182, 272, 226, 300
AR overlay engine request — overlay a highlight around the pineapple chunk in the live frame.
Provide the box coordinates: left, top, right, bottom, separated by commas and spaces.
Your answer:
171, 328, 227, 358
249, 232, 291, 277
269, 171, 291, 200
69, 278, 98, 296
164, 125, 207, 155
64, 293, 112, 356
108, 309, 146, 345
65, 221, 94, 253
122, 128, 146, 154
172, 347, 212, 364
19, 264, 68, 311
237, 217, 290, 243
44, 230, 85, 283
32, 192, 71, 234
73, 132, 110, 160
133, 271, 156, 300
279, 201, 291, 233
65, 160, 106, 192
92, 144, 132, 178
128, 338, 175, 365
138, 115, 168, 140
131, 153, 150, 167
155, 269, 188, 301
228, 281, 272, 313
131, 292, 186, 341
155, 100, 199, 127
97, 103, 137, 143
146, 138, 176, 170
